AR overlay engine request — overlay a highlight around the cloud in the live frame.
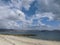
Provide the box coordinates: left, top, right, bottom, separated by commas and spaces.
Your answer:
36, 0, 60, 20
0, 0, 35, 30
0, 20, 21, 29
0, 6, 26, 21
10, 0, 35, 10
0, 6, 25, 29
0, 0, 60, 30
27, 0, 60, 30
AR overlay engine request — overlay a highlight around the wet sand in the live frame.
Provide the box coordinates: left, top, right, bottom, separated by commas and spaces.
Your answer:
0, 34, 60, 45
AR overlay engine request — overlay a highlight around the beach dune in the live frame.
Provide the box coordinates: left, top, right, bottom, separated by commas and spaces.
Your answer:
0, 35, 60, 45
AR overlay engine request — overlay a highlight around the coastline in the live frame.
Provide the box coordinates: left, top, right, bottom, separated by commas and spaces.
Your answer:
0, 34, 60, 45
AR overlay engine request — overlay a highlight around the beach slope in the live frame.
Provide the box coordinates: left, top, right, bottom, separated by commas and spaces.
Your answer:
0, 35, 60, 45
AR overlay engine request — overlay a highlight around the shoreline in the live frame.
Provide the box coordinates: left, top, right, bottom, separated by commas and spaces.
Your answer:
0, 34, 60, 45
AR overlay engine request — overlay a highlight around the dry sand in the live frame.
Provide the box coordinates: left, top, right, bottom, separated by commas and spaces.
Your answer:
0, 34, 60, 45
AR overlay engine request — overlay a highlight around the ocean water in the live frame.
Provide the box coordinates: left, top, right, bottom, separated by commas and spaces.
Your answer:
28, 31, 60, 41
0, 30, 60, 41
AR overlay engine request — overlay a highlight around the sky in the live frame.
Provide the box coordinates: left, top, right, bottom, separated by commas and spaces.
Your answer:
0, 0, 60, 30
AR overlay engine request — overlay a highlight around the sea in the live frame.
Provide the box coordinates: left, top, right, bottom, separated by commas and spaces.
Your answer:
0, 30, 60, 41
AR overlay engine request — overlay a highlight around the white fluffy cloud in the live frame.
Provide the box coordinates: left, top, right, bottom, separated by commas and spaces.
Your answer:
36, 0, 60, 20
0, 0, 60, 30
10, 0, 35, 10
0, 20, 20, 29
27, 0, 60, 30
0, 0, 35, 30
0, 6, 26, 29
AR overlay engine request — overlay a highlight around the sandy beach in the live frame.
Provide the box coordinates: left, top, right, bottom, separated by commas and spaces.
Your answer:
0, 35, 60, 45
